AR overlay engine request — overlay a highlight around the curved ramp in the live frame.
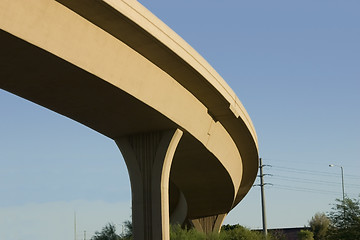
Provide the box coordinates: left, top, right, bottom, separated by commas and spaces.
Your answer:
0, 0, 259, 239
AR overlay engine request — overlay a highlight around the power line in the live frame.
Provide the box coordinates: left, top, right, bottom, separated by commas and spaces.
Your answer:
271, 165, 360, 180
271, 166, 338, 177
250, 158, 360, 204
271, 184, 339, 195
271, 175, 360, 189
252, 159, 360, 198
263, 158, 360, 170
263, 158, 360, 180
271, 184, 359, 198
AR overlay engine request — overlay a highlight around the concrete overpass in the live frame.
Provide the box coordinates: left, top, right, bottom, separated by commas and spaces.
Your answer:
0, 0, 259, 239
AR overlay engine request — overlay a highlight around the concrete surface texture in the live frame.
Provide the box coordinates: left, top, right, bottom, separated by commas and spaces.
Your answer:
0, 0, 259, 239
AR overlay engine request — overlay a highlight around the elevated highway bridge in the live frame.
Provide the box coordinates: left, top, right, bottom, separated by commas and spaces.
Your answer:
0, 0, 259, 239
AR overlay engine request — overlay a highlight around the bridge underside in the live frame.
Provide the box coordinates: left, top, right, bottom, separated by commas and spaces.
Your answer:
0, 28, 235, 224
0, 0, 259, 238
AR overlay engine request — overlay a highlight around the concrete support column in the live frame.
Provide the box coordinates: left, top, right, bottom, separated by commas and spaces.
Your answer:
191, 213, 226, 234
115, 129, 183, 240
170, 190, 188, 226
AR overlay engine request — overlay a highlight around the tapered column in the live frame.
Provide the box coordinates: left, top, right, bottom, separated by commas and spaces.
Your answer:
191, 213, 226, 234
170, 190, 188, 226
115, 129, 183, 240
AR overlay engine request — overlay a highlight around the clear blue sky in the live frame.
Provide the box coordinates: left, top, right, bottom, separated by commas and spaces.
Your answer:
1, 0, 359, 239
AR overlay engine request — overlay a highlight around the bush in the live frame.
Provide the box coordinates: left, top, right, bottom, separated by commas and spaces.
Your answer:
170, 225, 206, 240
298, 230, 314, 240
221, 225, 265, 240
309, 212, 329, 240
171, 224, 266, 240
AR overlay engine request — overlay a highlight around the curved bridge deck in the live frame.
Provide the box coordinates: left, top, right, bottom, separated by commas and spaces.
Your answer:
0, 0, 259, 239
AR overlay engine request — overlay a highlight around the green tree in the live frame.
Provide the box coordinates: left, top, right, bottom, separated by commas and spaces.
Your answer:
327, 196, 360, 240
298, 230, 314, 240
91, 223, 120, 240
309, 212, 329, 240
119, 220, 132, 240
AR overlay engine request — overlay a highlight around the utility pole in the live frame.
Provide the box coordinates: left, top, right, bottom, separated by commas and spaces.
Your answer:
329, 164, 346, 219
74, 212, 77, 240
259, 158, 268, 237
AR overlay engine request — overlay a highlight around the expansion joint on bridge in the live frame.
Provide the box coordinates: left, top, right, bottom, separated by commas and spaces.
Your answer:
115, 129, 183, 240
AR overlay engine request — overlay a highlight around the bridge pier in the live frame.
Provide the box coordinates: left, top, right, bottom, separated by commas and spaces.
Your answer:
116, 129, 183, 240
191, 214, 226, 234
